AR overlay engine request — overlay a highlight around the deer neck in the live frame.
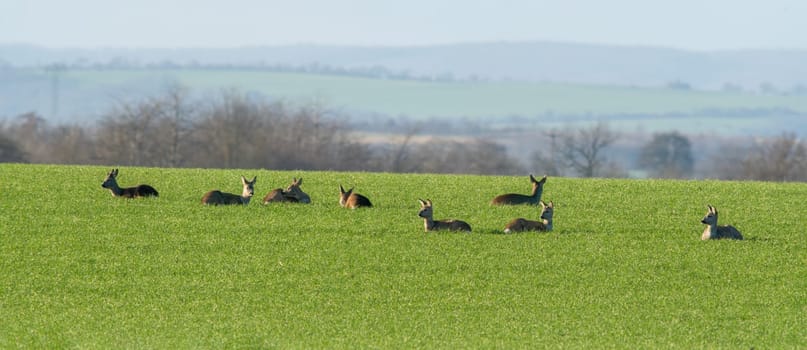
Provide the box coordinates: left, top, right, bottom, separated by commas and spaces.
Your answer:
542, 219, 552, 231
703, 222, 718, 239
531, 187, 543, 201
106, 181, 123, 196
240, 196, 252, 205
422, 216, 435, 231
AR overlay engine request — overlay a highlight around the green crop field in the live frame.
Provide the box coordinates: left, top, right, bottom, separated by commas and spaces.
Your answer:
1, 163, 805, 348
66, 68, 807, 115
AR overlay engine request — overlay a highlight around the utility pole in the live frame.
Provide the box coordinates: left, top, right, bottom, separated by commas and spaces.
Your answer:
46, 63, 65, 119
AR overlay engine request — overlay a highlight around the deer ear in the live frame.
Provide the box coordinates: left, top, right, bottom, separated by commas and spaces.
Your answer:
530, 174, 536, 181
548, 201, 553, 207
251, 176, 257, 183
296, 177, 302, 185
418, 199, 426, 206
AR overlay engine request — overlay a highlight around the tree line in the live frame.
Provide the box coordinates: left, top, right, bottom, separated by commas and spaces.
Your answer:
1, 87, 805, 181
0, 87, 523, 175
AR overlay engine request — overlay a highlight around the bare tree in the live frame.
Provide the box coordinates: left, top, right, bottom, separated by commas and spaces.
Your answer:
190, 91, 265, 168
638, 131, 694, 178
559, 122, 620, 177
741, 133, 807, 181
0, 129, 26, 162
152, 84, 195, 167
95, 99, 162, 166
404, 138, 524, 175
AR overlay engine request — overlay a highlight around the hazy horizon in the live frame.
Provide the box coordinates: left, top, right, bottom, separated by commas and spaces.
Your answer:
2, 0, 806, 51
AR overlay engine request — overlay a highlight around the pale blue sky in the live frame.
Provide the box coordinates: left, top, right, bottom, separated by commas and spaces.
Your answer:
1, 0, 805, 50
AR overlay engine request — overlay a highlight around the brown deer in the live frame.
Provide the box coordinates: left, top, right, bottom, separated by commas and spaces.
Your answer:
503, 201, 554, 233
201, 176, 256, 205
491, 174, 547, 205
417, 199, 472, 232
263, 177, 311, 204
101, 168, 159, 198
701, 204, 743, 240
339, 185, 372, 208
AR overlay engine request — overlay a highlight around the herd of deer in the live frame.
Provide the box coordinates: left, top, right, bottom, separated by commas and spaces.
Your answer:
101, 168, 743, 240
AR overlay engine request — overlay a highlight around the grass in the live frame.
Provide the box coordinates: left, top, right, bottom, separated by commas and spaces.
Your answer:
42, 68, 807, 120
1, 164, 805, 348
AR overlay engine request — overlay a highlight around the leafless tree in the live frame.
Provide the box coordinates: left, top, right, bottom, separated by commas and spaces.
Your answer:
742, 133, 807, 181
152, 84, 195, 167
189, 91, 266, 168
558, 122, 620, 177
0, 128, 26, 162
710, 133, 807, 182
638, 131, 694, 178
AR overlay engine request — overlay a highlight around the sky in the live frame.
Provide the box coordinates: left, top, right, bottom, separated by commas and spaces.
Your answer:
1, 0, 806, 51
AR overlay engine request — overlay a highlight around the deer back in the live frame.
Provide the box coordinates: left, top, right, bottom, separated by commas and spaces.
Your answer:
503, 218, 547, 233
340, 185, 372, 208
101, 168, 158, 198
418, 199, 471, 232
263, 188, 291, 204
201, 190, 244, 205
491, 175, 546, 205
716, 225, 744, 240
437, 219, 472, 232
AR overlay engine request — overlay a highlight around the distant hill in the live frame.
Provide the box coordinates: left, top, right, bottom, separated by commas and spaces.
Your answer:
2, 42, 807, 89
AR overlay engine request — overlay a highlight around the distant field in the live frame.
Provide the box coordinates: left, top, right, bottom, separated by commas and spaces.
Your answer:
1, 164, 805, 348
10, 68, 804, 135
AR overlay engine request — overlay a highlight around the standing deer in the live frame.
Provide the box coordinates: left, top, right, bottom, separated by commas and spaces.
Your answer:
101, 168, 159, 198
700, 204, 743, 240
417, 199, 472, 232
263, 177, 311, 204
503, 201, 554, 233
201, 176, 256, 205
339, 185, 373, 208
491, 174, 547, 205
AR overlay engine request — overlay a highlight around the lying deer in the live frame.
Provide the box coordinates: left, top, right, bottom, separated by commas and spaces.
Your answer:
503, 201, 554, 233
418, 199, 472, 232
263, 177, 311, 204
101, 168, 159, 198
701, 204, 743, 240
201, 176, 256, 205
339, 185, 372, 208
491, 174, 547, 205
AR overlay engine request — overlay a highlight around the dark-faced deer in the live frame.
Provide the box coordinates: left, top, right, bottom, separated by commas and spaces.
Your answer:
503, 201, 554, 233
201, 176, 256, 205
701, 204, 743, 240
101, 168, 159, 198
263, 177, 311, 204
417, 199, 472, 232
491, 174, 547, 205
339, 185, 372, 208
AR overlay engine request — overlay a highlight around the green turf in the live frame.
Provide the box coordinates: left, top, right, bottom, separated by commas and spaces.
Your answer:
1, 164, 805, 348
54, 68, 807, 119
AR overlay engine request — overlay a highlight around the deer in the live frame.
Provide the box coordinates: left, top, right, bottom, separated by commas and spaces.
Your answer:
700, 204, 743, 240
339, 185, 373, 208
491, 174, 547, 205
101, 168, 159, 198
263, 177, 311, 204
417, 199, 472, 232
503, 201, 554, 233
201, 176, 256, 205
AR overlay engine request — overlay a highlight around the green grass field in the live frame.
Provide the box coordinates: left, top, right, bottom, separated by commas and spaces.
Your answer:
44, 68, 807, 126
1, 164, 805, 348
